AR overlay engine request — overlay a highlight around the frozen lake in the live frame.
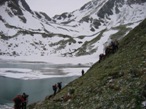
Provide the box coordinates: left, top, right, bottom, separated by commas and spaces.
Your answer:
0, 59, 90, 108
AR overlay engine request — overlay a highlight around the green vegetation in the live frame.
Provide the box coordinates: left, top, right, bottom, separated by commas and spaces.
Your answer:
110, 25, 132, 40
29, 18, 146, 109
49, 35, 76, 50
51, 38, 76, 51
75, 29, 106, 56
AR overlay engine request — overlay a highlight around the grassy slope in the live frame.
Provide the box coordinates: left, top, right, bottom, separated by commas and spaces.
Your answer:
29, 19, 146, 109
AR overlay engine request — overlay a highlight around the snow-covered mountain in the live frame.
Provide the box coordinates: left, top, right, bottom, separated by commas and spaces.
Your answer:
0, 0, 146, 61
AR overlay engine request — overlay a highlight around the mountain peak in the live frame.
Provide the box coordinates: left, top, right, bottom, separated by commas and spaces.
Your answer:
0, 0, 146, 59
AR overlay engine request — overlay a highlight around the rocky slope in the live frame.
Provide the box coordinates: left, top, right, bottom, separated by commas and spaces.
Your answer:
29, 18, 146, 109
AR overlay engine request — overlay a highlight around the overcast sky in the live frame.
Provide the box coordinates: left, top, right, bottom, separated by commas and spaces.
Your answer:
25, 0, 91, 17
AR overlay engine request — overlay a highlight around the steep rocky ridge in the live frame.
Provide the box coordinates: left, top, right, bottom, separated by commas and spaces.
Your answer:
29, 18, 146, 109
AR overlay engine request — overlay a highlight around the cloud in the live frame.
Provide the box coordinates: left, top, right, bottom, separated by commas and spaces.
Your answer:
25, 0, 90, 17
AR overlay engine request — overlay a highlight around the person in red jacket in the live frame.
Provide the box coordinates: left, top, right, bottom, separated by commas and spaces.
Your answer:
13, 95, 24, 109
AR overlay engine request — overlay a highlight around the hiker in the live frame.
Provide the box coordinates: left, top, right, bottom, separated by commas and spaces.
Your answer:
57, 82, 62, 91
114, 40, 119, 52
81, 69, 85, 76
110, 40, 119, 53
99, 53, 105, 62
13, 95, 24, 109
105, 46, 112, 56
52, 84, 57, 96
22, 93, 29, 109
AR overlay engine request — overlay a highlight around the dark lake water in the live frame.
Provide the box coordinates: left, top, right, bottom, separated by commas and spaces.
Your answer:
0, 76, 78, 105
0, 60, 89, 108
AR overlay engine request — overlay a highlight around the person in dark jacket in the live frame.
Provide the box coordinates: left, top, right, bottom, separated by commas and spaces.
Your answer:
57, 82, 62, 91
52, 84, 57, 96
81, 69, 85, 76
22, 93, 29, 109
